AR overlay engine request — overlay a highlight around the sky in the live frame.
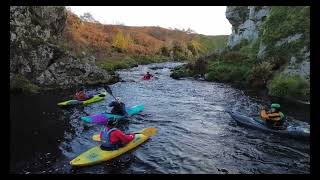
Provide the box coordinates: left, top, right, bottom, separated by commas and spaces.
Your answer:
68, 6, 232, 36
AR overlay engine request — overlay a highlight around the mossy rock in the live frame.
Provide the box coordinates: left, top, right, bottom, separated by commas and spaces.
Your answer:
10, 74, 40, 94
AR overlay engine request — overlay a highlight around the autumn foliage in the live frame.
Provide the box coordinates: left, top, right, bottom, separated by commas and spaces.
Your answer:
60, 11, 227, 64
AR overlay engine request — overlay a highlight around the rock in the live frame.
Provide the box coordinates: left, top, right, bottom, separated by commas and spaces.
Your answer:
275, 33, 302, 47
225, 6, 310, 101
10, 6, 112, 92
257, 42, 267, 59
226, 6, 270, 48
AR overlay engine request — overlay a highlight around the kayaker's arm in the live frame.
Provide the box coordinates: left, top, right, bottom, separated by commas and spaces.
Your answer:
267, 113, 281, 121
260, 110, 269, 120
260, 110, 281, 121
108, 101, 115, 107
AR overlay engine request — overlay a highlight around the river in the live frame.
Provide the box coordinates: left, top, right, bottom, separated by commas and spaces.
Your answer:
10, 62, 310, 174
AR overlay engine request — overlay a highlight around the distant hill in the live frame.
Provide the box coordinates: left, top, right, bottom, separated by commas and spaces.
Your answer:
60, 11, 228, 62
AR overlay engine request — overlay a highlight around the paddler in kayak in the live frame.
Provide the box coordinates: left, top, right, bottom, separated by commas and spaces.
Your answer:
260, 103, 285, 129
109, 97, 129, 117
100, 119, 135, 150
74, 87, 92, 101
143, 72, 153, 80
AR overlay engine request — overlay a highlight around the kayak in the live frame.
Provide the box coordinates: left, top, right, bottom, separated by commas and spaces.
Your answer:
58, 91, 107, 107
228, 111, 310, 138
70, 127, 157, 167
80, 104, 144, 124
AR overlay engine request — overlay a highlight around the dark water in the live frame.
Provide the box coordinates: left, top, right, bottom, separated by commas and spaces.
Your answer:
10, 62, 310, 174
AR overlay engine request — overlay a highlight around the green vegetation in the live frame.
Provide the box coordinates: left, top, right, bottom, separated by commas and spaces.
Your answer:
193, 35, 228, 54
267, 73, 309, 101
170, 65, 194, 79
10, 74, 40, 94
260, 6, 310, 59
171, 6, 310, 102
205, 51, 254, 84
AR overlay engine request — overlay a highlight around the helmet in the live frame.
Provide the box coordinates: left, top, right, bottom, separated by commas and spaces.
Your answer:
107, 119, 117, 127
271, 103, 280, 110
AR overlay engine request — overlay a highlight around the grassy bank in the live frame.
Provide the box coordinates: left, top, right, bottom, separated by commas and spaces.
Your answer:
171, 49, 309, 102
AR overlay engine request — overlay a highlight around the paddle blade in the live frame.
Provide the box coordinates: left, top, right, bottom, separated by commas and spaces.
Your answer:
92, 134, 101, 142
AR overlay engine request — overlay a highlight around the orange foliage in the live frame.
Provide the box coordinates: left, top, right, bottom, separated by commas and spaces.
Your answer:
62, 11, 197, 59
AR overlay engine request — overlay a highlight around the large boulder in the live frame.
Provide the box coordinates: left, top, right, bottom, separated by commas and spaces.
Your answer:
10, 6, 112, 92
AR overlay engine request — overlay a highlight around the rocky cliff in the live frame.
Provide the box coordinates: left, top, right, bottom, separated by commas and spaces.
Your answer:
226, 6, 310, 101
226, 6, 310, 80
10, 6, 112, 93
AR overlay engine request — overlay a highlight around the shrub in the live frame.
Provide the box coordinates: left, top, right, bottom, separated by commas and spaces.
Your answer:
191, 57, 208, 75
220, 51, 250, 63
267, 73, 310, 101
248, 62, 274, 88
111, 31, 132, 53
267, 55, 288, 70
159, 46, 170, 56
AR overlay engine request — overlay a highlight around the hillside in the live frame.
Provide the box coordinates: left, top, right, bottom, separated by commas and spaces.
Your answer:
10, 7, 228, 93
60, 11, 228, 71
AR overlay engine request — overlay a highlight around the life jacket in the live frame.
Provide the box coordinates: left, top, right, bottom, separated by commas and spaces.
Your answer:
100, 128, 121, 150
267, 111, 285, 127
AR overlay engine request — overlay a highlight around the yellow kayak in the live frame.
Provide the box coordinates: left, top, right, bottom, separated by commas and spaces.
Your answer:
57, 90, 107, 107
70, 127, 157, 167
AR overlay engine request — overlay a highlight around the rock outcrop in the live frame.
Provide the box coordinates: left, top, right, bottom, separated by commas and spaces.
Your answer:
226, 6, 310, 80
10, 6, 111, 92
226, 6, 270, 48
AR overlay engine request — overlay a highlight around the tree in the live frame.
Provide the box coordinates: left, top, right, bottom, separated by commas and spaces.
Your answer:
80, 12, 99, 23
186, 28, 196, 34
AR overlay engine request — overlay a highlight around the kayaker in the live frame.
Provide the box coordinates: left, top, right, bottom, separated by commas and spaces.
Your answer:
100, 119, 135, 150
143, 72, 153, 80
74, 87, 91, 101
109, 97, 129, 117
260, 103, 285, 129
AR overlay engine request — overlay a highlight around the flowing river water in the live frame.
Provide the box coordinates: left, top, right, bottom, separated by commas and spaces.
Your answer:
10, 62, 310, 174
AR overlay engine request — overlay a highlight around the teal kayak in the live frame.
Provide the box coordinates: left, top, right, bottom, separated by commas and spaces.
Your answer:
80, 104, 144, 123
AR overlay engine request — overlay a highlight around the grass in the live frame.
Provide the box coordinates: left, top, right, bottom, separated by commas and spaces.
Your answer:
260, 6, 310, 59
194, 35, 228, 54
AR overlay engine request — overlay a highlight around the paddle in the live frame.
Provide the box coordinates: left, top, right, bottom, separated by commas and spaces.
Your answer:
104, 85, 116, 100
92, 127, 157, 141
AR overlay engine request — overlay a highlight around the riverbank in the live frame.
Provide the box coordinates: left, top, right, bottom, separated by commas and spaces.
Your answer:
171, 48, 310, 106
